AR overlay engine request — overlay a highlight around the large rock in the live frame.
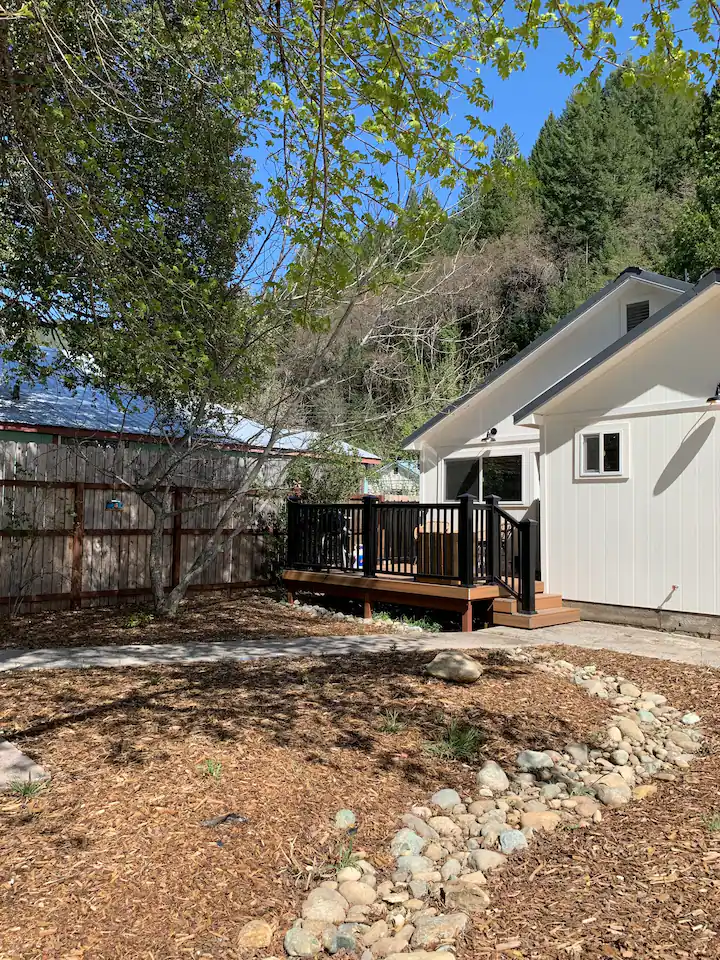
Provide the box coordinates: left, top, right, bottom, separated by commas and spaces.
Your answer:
617, 718, 645, 744
668, 730, 701, 753
499, 829, 528, 854
338, 881, 377, 906
399, 814, 439, 841
469, 849, 507, 872
301, 888, 348, 924
520, 811, 561, 832
424, 651, 482, 683
619, 681, 641, 698
443, 881, 491, 913
594, 773, 632, 808
0, 740, 47, 791
516, 750, 554, 772
285, 927, 322, 957
427, 816, 461, 837
391, 828, 427, 857
237, 919, 274, 952
411, 913, 469, 948
430, 788, 461, 810
475, 760, 509, 793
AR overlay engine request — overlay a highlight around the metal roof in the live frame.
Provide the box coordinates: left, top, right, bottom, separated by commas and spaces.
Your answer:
0, 350, 380, 461
513, 267, 720, 423
401, 267, 691, 448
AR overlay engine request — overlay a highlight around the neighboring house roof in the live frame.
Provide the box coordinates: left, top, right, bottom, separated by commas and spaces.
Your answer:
0, 350, 380, 462
514, 267, 720, 423
402, 267, 691, 449
375, 459, 420, 479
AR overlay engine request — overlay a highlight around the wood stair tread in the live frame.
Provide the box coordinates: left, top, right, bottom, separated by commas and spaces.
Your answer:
492, 606, 581, 629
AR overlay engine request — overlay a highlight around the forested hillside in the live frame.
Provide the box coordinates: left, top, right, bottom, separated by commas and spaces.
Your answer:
292, 72, 720, 458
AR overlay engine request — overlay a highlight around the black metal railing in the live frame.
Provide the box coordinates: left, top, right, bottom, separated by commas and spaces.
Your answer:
286, 493, 538, 613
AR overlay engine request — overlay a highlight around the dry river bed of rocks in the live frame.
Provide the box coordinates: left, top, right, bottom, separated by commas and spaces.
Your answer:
265, 648, 706, 960
285, 600, 428, 633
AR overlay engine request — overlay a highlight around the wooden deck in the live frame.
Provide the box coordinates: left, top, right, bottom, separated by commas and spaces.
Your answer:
283, 569, 545, 631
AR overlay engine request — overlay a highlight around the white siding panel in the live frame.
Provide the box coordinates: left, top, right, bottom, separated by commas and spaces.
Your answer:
545, 408, 720, 615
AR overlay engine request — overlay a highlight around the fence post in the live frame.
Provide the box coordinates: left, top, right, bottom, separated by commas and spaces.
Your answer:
519, 518, 538, 614
286, 496, 300, 568
71, 481, 85, 610
485, 494, 500, 582
362, 495, 378, 578
171, 487, 183, 588
457, 493, 475, 587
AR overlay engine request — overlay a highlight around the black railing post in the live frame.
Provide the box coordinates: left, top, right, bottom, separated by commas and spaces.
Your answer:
286, 495, 300, 567
457, 493, 475, 587
362, 495, 379, 578
485, 494, 501, 582
519, 518, 538, 614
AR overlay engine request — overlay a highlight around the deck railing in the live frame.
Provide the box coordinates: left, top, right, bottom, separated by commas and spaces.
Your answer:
286, 493, 538, 613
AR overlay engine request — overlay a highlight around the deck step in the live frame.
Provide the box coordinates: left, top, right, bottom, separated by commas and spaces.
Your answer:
492, 605, 581, 630
493, 593, 563, 614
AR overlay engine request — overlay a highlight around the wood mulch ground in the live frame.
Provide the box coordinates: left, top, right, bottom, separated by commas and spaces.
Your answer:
0, 648, 608, 960
1, 643, 719, 960
0, 590, 381, 652
468, 644, 720, 959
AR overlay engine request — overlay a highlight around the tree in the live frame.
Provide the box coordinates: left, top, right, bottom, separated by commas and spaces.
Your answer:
664, 82, 720, 280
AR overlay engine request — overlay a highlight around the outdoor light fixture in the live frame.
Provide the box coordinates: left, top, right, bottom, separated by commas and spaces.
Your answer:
707, 383, 720, 404
482, 427, 498, 442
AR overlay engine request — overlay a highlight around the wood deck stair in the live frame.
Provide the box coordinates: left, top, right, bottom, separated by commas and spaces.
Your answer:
491, 593, 580, 629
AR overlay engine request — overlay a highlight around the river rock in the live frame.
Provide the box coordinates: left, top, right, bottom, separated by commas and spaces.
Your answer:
391, 829, 427, 857
337, 867, 362, 884
237, 919, 274, 951
427, 816, 461, 837
594, 774, 632, 808
475, 760, 509, 792
400, 815, 440, 841
458, 870, 486, 886
668, 730, 701, 752
440, 859, 462, 881
619, 681, 641, 697
363, 920, 390, 946
339, 881, 377, 906
469, 849, 507, 872
633, 783, 658, 800
516, 750, 554, 772
396, 855, 433, 876
443, 881, 491, 913
573, 796, 601, 818
411, 913, 468, 948
285, 927, 322, 957
425, 651, 482, 683
371, 936, 409, 958
617, 717, 645, 743
302, 888, 349, 924
611, 749, 630, 766
499, 829, 528, 854
431, 789, 461, 810
520, 811, 561, 832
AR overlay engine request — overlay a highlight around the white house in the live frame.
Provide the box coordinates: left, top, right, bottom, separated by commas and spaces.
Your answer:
403, 266, 720, 635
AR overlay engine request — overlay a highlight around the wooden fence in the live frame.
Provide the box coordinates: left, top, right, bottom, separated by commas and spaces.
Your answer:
0, 436, 283, 614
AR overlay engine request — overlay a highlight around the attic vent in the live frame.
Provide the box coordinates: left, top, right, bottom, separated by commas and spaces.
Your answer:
626, 300, 650, 332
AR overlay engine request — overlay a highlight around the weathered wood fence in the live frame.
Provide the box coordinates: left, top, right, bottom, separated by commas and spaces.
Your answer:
0, 436, 282, 614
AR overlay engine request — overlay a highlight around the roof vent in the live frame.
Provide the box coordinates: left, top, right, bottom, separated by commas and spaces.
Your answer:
626, 300, 650, 332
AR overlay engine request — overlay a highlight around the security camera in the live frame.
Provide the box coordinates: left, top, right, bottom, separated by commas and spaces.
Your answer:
483, 427, 498, 442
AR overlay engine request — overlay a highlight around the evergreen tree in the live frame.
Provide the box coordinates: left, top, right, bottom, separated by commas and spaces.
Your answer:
493, 125, 521, 166
665, 82, 720, 280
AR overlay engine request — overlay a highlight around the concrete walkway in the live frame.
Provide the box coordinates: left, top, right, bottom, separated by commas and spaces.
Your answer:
1, 620, 719, 672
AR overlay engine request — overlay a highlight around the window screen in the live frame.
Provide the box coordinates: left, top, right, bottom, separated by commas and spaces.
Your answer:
482, 455, 523, 502
445, 459, 480, 500
626, 300, 650, 332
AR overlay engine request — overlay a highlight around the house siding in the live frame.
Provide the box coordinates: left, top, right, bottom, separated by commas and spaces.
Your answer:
542, 293, 720, 617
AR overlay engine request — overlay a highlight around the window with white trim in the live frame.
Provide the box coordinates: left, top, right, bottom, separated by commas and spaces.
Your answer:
575, 424, 629, 479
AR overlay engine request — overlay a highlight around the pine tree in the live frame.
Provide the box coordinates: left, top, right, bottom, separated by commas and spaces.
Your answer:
493, 124, 520, 166
664, 82, 720, 280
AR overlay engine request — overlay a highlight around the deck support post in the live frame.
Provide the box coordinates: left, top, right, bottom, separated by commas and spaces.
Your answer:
363, 594, 372, 620
461, 600, 473, 632
361, 495, 379, 578
519, 518, 538, 614
485, 494, 501, 582
286, 496, 300, 568
457, 493, 476, 587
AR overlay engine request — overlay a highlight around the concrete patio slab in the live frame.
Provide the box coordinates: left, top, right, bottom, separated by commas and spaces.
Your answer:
0, 740, 48, 791
0, 619, 718, 672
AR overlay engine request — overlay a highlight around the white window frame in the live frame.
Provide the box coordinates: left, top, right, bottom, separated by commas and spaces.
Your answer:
574, 423, 630, 480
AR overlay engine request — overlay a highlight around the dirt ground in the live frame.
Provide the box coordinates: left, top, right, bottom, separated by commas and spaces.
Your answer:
0, 590, 383, 651
0, 644, 718, 960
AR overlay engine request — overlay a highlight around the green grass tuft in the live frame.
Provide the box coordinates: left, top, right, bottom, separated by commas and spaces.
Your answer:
423, 719, 485, 761
10, 777, 47, 799
199, 758, 223, 780
378, 709, 404, 734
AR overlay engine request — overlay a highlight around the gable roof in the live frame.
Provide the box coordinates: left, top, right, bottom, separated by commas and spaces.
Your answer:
513, 267, 720, 423
0, 349, 380, 462
402, 267, 691, 449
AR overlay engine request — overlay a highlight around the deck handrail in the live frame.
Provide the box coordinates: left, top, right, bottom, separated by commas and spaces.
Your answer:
286, 493, 537, 613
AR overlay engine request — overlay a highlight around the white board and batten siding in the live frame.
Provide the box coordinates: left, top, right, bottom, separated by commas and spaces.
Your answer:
540, 289, 720, 616
416, 276, 681, 518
